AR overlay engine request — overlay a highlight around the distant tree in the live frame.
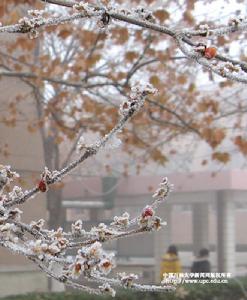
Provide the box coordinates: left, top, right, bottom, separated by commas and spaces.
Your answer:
0, 0, 247, 295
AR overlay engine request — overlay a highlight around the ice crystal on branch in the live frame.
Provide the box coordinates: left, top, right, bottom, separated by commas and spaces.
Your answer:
111, 212, 130, 227
8, 186, 24, 203
119, 84, 156, 117
30, 219, 45, 231
118, 272, 138, 288
99, 283, 116, 297
18, 10, 45, 39
134, 7, 155, 22
71, 220, 83, 236
0, 165, 19, 194
8, 208, 22, 221
73, 2, 96, 14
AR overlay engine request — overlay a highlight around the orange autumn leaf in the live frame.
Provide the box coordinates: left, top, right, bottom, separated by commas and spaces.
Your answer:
154, 9, 170, 22
201, 128, 225, 148
125, 51, 138, 62
177, 75, 187, 85
234, 136, 247, 155
212, 152, 230, 163
149, 75, 160, 87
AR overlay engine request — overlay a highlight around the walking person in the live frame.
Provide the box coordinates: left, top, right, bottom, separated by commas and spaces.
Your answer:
160, 245, 182, 280
191, 248, 211, 273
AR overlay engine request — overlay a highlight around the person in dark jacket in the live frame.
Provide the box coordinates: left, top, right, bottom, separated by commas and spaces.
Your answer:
191, 248, 211, 273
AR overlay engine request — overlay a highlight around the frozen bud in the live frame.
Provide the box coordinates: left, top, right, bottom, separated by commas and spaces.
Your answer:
0, 223, 15, 232
99, 283, 116, 297
70, 257, 85, 278
139, 207, 154, 228
30, 239, 42, 254
37, 167, 54, 192
142, 206, 154, 218
119, 101, 130, 117
41, 243, 48, 252
152, 187, 167, 199
42, 167, 53, 182
11, 236, 19, 243
74, 262, 82, 275
99, 12, 111, 27
48, 243, 61, 255
228, 17, 244, 27
131, 83, 157, 98
152, 216, 166, 231
29, 29, 39, 39
52, 227, 64, 240
28, 10, 44, 17
0, 199, 6, 215
95, 223, 107, 241
8, 208, 22, 221
18, 17, 33, 30
73, 2, 94, 14
119, 84, 156, 117
76, 136, 86, 152
86, 241, 102, 259
0, 165, 19, 192
72, 220, 83, 235
198, 24, 210, 31
224, 62, 241, 73
99, 258, 114, 274
0, 216, 8, 225
30, 219, 45, 231
152, 177, 172, 200
38, 180, 48, 192
197, 24, 210, 36
118, 272, 138, 287
111, 212, 130, 227
194, 43, 206, 54
134, 7, 154, 21
0, 169, 8, 192
57, 238, 69, 249
9, 186, 24, 201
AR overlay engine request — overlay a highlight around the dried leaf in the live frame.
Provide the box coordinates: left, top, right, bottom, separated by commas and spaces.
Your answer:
154, 10, 170, 22
125, 51, 138, 62
202, 128, 225, 148
234, 136, 247, 155
212, 152, 230, 163
149, 75, 160, 87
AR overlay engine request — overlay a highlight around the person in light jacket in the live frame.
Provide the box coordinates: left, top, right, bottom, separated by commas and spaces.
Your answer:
160, 245, 182, 280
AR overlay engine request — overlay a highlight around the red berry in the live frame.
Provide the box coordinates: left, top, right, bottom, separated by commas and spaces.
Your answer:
142, 206, 154, 218
204, 47, 217, 59
38, 180, 47, 192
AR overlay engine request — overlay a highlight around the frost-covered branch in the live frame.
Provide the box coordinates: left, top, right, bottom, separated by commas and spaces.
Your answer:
3, 85, 155, 209
1, 2, 247, 83
176, 36, 247, 84
0, 84, 176, 296
0, 164, 174, 296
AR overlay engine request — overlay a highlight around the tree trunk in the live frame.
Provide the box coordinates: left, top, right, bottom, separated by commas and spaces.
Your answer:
47, 188, 65, 229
